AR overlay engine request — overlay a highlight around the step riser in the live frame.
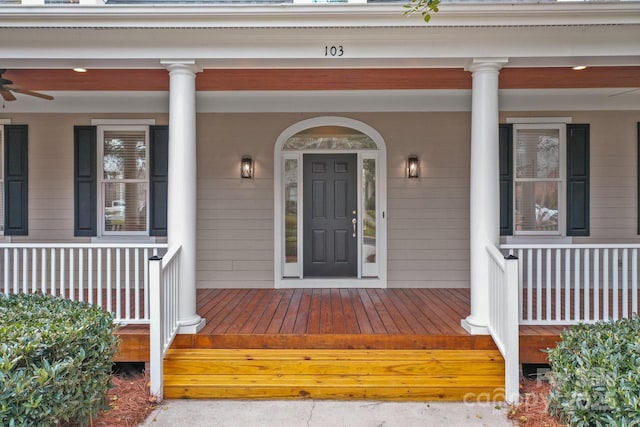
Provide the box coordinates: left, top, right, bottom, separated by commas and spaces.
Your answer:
163, 349, 505, 401
164, 386, 505, 401
164, 360, 505, 376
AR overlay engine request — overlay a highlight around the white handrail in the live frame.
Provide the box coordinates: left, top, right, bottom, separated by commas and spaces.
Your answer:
0, 242, 168, 323
149, 245, 181, 402
486, 244, 519, 404
502, 243, 640, 325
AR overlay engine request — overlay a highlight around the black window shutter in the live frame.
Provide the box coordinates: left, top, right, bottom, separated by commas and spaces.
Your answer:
149, 125, 168, 236
566, 124, 590, 236
74, 126, 97, 236
4, 125, 28, 236
499, 124, 513, 236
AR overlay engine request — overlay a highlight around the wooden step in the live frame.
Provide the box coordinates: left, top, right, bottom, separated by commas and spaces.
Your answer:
163, 348, 506, 401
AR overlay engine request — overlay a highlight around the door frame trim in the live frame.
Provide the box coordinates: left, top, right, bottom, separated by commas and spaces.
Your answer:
274, 116, 387, 289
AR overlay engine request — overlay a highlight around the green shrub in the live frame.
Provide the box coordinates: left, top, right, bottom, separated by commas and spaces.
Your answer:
547, 316, 640, 427
0, 293, 118, 427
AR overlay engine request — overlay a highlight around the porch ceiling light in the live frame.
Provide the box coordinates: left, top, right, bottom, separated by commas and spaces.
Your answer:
241, 156, 253, 179
407, 155, 419, 178
73, 67, 87, 73
572, 65, 587, 71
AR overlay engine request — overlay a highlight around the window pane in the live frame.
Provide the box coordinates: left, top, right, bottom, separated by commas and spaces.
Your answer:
363, 159, 376, 264
283, 126, 377, 150
515, 182, 559, 232
104, 183, 147, 232
284, 159, 298, 263
103, 131, 147, 180
515, 129, 559, 179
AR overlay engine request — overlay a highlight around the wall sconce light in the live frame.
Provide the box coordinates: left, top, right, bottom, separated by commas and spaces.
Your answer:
407, 155, 419, 178
241, 156, 253, 179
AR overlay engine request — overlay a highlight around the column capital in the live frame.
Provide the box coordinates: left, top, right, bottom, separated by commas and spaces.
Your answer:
465, 58, 509, 73
160, 59, 202, 74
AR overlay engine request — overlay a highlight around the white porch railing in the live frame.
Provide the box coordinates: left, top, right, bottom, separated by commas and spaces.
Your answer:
502, 244, 640, 325
148, 245, 181, 402
0, 243, 167, 323
486, 244, 519, 404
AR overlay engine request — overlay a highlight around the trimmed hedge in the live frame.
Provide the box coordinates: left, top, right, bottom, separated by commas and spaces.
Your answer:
0, 293, 118, 427
547, 316, 640, 427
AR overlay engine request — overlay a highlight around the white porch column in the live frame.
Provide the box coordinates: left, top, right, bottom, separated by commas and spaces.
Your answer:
462, 58, 508, 335
162, 60, 205, 333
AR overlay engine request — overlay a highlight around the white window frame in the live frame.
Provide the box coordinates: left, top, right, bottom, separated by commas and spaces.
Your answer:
512, 122, 567, 237
96, 125, 150, 238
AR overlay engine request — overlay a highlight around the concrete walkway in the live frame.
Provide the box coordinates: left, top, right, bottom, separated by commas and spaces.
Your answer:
140, 400, 514, 427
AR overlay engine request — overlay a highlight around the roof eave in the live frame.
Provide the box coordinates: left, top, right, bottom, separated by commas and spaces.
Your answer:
0, 2, 639, 28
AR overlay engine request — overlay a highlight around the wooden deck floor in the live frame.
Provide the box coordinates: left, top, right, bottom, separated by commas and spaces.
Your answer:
199, 288, 471, 335
116, 288, 563, 364
171, 288, 497, 351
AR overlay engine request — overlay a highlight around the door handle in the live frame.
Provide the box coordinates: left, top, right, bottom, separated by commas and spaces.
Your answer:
352, 218, 357, 237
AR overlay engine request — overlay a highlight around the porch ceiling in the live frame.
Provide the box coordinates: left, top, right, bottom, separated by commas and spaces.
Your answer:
2, 66, 640, 92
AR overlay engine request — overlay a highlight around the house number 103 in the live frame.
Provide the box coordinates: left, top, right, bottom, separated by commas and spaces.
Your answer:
324, 45, 344, 57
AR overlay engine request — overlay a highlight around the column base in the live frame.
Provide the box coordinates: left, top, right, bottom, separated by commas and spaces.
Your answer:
461, 316, 490, 335
177, 315, 206, 334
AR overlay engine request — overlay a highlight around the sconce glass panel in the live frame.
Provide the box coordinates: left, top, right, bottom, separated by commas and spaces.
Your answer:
407, 156, 419, 178
241, 157, 253, 178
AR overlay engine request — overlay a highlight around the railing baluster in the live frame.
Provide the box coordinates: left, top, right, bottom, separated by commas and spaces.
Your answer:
88, 248, 93, 305
603, 249, 609, 320
613, 249, 619, 320
125, 248, 131, 321
622, 248, 629, 319
633, 249, 638, 316
144, 248, 149, 319
545, 249, 551, 321
31, 248, 37, 294
584, 249, 590, 322
69, 248, 75, 300
536, 248, 542, 321
564, 248, 571, 322
12, 248, 18, 294
116, 248, 121, 320
97, 248, 103, 308
107, 249, 112, 315
40, 248, 49, 294
527, 249, 533, 322
517, 249, 523, 323
574, 249, 580, 322
135, 249, 140, 320
20, 248, 27, 294
60, 249, 65, 298
555, 249, 561, 322
594, 248, 600, 321
79, 248, 84, 302
50, 249, 55, 297
3, 248, 8, 294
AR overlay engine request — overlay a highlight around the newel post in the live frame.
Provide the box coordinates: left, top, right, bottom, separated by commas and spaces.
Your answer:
148, 255, 164, 402
504, 253, 520, 404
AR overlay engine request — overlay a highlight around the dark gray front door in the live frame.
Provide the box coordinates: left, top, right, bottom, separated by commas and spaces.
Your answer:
303, 154, 358, 277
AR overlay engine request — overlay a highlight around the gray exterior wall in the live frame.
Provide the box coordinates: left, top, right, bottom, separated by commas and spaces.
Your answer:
1, 110, 639, 288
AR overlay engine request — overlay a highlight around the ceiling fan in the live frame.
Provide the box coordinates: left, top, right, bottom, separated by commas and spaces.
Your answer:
0, 69, 54, 102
